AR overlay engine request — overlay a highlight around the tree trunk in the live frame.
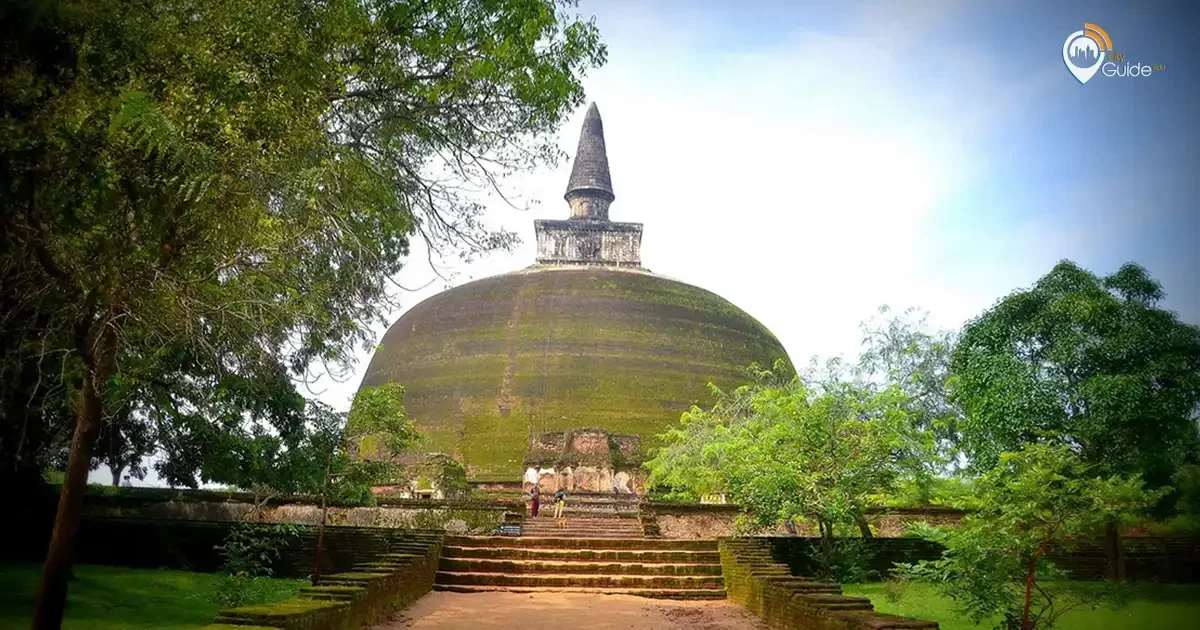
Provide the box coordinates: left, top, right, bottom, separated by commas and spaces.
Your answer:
1104, 521, 1126, 582
32, 361, 106, 629
110, 464, 125, 488
855, 513, 874, 538
1021, 556, 1036, 630
312, 455, 332, 586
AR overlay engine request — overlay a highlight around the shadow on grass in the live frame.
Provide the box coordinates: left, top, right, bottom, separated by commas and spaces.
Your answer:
0, 564, 304, 629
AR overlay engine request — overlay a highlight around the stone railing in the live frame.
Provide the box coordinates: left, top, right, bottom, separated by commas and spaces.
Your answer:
204, 530, 443, 630
77, 489, 515, 534
719, 539, 938, 630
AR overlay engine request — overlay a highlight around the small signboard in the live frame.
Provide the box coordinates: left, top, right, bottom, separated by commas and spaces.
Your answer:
497, 523, 522, 537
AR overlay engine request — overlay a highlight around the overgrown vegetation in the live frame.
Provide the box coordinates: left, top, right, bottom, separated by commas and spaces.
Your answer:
212, 523, 302, 607
647, 261, 1200, 630
2, 0, 605, 625
896, 443, 1164, 630
647, 360, 929, 540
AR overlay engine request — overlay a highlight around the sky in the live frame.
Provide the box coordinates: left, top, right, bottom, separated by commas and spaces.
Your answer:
95, 0, 1200, 485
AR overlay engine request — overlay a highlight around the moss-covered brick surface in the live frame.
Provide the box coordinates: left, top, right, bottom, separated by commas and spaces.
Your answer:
718, 539, 939, 630
212, 533, 443, 630
360, 266, 792, 480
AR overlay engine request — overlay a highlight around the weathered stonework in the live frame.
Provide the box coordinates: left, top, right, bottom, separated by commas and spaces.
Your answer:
534, 219, 643, 267
521, 428, 644, 493
357, 102, 793, 480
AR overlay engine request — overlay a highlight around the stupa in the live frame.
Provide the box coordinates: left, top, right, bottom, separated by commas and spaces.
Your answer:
358, 103, 791, 484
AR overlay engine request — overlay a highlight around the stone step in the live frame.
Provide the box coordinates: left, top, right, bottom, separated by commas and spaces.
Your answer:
521, 526, 643, 535
552, 491, 642, 500
435, 570, 726, 590
442, 546, 720, 563
447, 535, 716, 551
523, 518, 643, 526
432, 584, 726, 600
518, 533, 645, 539
439, 558, 722, 576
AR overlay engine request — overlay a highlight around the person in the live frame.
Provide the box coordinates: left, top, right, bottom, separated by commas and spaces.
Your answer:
529, 483, 541, 518
553, 488, 567, 527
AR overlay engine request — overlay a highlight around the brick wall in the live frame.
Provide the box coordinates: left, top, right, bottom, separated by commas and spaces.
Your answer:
11, 516, 440, 579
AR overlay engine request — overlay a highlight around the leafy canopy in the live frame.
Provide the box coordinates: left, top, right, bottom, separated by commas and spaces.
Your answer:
950, 261, 1200, 485
646, 362, 924, 536
1, 0, 605, 482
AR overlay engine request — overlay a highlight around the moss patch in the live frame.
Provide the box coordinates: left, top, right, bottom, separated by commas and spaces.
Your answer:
360, 267, 792, 479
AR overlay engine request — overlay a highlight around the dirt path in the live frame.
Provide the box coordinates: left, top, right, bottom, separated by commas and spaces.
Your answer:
377, 591, 768, 629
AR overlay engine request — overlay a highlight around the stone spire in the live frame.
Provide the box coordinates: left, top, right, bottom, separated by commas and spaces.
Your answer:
564, 102, 614, 220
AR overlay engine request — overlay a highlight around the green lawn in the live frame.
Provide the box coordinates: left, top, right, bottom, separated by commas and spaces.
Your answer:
0, 564, 305, 629
843, 581, 1200, 630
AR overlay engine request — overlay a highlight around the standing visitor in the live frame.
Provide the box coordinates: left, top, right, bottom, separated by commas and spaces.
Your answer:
530, 483, 541, 518
553, 488, 567, 528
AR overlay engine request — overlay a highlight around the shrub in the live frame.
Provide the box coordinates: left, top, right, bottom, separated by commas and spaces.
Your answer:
883, 576, 910, 604
211, 523, 301, 606
807, 538, 877, 584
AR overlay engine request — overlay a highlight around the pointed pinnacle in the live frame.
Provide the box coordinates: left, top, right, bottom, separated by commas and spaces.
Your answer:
565, 102, 614, 202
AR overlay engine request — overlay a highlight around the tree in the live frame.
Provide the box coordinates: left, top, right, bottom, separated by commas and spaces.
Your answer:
898, 442, 1164, 630
950, 261, 1200, 485
646, 363, 922, 541
856, 305, 962, 501
92, 407, 153, 487
950, 260, 1200, 579
308, 383, 420, 584
858, 306, 960, 451
1, 1, 605, 626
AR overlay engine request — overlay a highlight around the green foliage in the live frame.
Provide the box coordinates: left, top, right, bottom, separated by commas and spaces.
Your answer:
408, 453, 470, 499
950, 261, 1200, 487
212, 523, 302, 607
883, 576, 910, 604
347, 383, 421, 462
805, 538, 877, 584
875, 474, 975, 508
1, 0, 606, 489
897, 443, 1166, 630
858, 306, 962, 456
215, 523, 301, 579
647, 361, 925, 537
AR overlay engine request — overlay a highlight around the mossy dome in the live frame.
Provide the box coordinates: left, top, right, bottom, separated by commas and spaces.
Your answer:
357, 103, 792, 481
359, 265, 790, 480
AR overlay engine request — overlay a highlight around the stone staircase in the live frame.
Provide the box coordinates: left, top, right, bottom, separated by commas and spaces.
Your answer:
212, 531, 444, 629
434, 534, 727, 600
521, 513, 645, 538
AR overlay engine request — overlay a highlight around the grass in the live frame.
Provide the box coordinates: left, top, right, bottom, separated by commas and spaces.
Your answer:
842, 581, 1200, 630
0, 564, 305, 629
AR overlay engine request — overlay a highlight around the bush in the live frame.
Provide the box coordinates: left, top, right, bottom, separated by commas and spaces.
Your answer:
883, 576, 910, 604
807, 539, 877, 584
211, 523, 301, 606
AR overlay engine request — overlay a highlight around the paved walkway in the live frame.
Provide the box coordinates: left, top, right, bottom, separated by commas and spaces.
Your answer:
377, 591, 767, 629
